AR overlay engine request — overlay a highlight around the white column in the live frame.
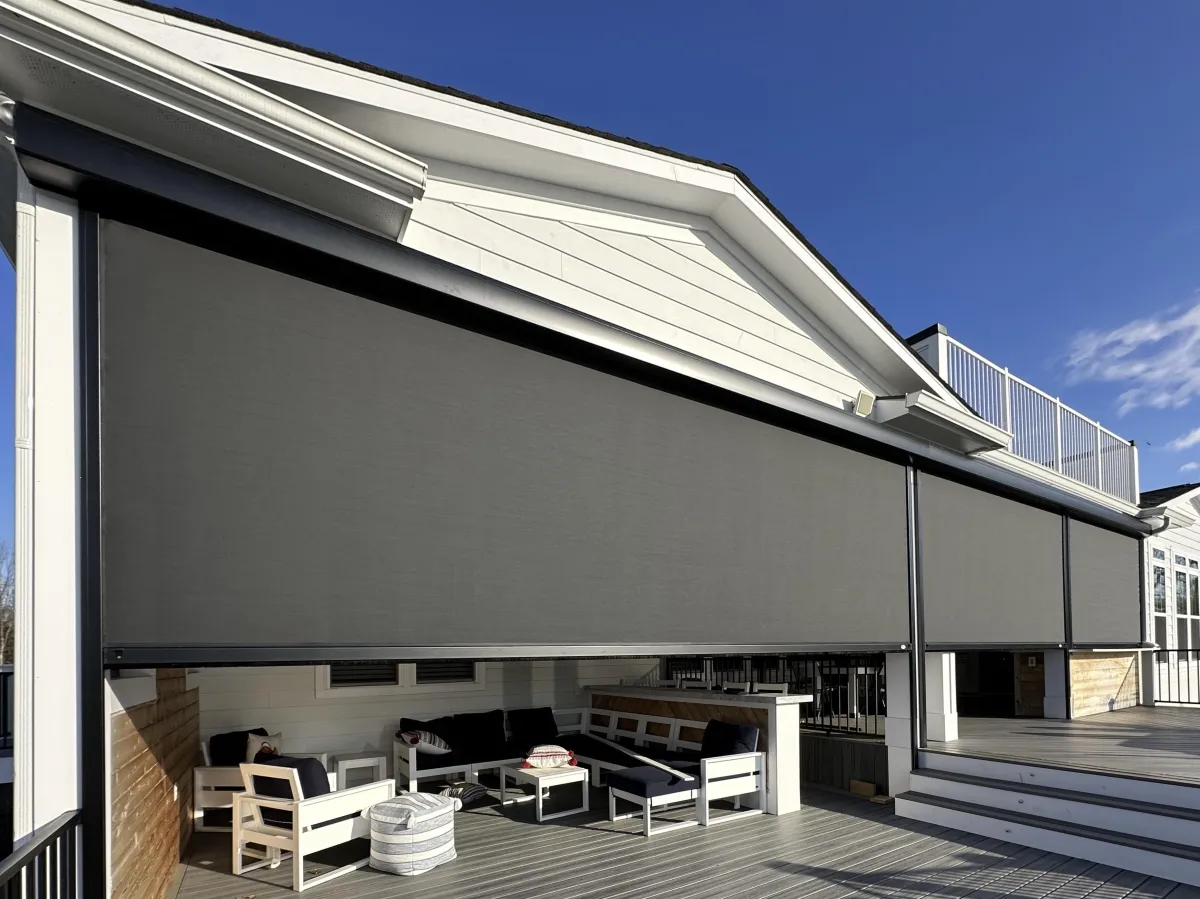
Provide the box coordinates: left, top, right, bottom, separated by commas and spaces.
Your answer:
884, 652, 913, 796
1138, 650, 1156, 706
1044, 649, 1069, 719
766, 700, 801, 815
924, 652, 958, 742
13, 184, 82, 841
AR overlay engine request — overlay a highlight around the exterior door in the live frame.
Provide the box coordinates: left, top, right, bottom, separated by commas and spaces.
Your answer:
1014, 652, 1046, 717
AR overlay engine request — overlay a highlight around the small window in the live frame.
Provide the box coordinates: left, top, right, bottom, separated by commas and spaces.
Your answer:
1177, 555, 1188, 566
1177, 571, 1190, 615
1154, 566, 1167, 613
329, 661, 399, 688
1152, 548, 1166, 561
414, 660, 477, 685
1191, 560, 1199, 570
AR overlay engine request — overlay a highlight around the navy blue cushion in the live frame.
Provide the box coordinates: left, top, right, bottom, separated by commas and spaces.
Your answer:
700, 720, 759, 758
508, 707, 559, 752
208, 728, 267, 767
607, 764, 699, 799
454, 709, 507, 762
253, 756, 330, 828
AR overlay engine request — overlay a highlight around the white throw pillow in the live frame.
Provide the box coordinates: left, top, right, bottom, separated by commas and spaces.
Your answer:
246, 731, 283, 762
522, 744, 576, 769
398, 730, 451, 755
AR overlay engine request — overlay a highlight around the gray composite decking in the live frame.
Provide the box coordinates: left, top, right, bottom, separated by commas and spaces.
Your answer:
171, 786, 1192, 899
928, 706, 1200, 784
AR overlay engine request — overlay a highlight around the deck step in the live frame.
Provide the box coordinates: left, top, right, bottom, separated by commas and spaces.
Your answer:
896, 791, 1200, 888
910, 769, 1200, 846
918, 749, 1200, 811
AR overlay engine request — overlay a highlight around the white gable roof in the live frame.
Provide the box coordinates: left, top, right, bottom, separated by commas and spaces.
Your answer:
52, 0, 975, 414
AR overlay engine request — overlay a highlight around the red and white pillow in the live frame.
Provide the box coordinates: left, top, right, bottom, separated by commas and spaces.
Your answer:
522, 744, 577, 769
399, 730, 451, 755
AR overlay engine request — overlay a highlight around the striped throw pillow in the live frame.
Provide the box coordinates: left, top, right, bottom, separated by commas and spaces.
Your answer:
399, 730, 452, 755
522, 744, 576, 769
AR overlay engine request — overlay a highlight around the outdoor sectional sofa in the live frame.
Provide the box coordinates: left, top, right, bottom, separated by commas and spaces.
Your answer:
393, 706, 638, 792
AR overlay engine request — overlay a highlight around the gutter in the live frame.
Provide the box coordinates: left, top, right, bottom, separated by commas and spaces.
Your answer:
0, 0, 427, 232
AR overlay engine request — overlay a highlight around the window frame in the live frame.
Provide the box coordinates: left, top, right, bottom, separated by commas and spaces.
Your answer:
315, 662, 487, 698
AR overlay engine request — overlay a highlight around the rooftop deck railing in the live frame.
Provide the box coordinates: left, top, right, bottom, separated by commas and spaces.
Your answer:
917, 332, 1138, 504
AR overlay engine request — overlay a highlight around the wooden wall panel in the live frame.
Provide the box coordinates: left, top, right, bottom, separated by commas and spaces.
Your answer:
1070, 652, 1139, 718
110, 670, 199, 899
800, 733, 889, 795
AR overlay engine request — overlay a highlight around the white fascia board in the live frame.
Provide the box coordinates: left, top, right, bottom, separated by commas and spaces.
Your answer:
872, 390, 1011, 455
60, 0, 972, 409
0, 0, 426, 228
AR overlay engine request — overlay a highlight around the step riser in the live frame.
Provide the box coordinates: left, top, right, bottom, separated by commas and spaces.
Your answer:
896, 796, 1200, 888
919, 751, 1200, 811
910, 773, 1200, 847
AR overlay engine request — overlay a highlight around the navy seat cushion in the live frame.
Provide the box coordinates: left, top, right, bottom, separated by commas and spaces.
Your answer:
253, 756, 331, 828
607, 763, 700, 799
453, 709, 508, 762
700, 720, 759, 758
208, 728, 267, 767
414, 749, 473, 771
508, 707, 559, 753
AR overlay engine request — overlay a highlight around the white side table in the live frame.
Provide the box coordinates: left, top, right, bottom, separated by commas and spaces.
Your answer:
499, 765, 590, 823
332, 751, 388, 790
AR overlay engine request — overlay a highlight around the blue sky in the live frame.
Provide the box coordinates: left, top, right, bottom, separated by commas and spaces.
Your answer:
3, 0, 1200, 543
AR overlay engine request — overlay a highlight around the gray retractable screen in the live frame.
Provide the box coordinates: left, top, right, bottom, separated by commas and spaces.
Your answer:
1068, 520, 1142, 646
101, 223, 912, 652
921, 474, 1065, 646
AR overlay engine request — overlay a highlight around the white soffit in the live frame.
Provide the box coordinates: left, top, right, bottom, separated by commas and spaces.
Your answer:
872, 390, 1012, 456
0, 0, 428, 239
60, 0, 973, 410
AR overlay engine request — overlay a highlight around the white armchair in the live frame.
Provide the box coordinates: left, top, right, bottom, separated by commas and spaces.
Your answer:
233, 762, 394, 892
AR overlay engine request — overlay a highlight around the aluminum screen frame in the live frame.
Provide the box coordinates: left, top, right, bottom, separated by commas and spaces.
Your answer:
920, 473, 1066, 647
1068, 520, 1143, 648
100, 223, 913, 654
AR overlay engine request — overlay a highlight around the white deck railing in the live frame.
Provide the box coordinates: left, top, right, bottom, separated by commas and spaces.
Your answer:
914, 331, 1138, 505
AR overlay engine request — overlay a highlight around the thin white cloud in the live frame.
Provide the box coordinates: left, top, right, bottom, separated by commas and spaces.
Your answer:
1169, 426, 1200, 452
1064, 298, 1200, 416
1182, 461, 1200, 473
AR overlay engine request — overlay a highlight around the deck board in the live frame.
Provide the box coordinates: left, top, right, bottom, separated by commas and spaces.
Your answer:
172, 786, 1191, 899
929, 707, 1200, 784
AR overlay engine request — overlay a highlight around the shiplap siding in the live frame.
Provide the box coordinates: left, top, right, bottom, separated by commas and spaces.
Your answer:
404, 176, 879, 411
1070, 653, 1139, 718
193, 659, 657, 759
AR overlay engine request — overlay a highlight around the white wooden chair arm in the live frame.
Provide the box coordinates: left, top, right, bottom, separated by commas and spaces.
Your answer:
592, 735, 695, 781
303, 779, 393, 808
236, 795, 298, 813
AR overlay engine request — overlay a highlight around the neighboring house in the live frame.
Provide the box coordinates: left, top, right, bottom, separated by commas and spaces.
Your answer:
0, 0, 1183, 896
1141, 484, 1200, 704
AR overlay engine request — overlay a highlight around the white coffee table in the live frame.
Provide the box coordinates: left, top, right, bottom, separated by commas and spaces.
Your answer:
331, 751, 388, 790
499, 765, 590, 823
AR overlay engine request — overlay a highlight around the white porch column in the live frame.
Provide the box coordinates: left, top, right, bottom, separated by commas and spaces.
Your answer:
766, 700, 801, 815
12, 177, 82, 841
923, 652, 958, 742
884, 652, 913, 796
1044, 649, 1069, 719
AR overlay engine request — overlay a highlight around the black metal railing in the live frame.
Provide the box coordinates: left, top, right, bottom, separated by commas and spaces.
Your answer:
660, 653, 887, 736
0, 666, 12, 751
1154, 650, 1200, 705
0, 810, 79, 898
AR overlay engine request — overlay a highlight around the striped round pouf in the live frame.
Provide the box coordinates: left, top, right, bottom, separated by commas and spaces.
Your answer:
366, 793, 463, 876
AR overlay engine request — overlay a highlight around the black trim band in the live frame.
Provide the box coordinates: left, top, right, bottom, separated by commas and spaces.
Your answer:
907, 466, 926, 767
77, 209, 106, 899
1062, 516, 1074, 719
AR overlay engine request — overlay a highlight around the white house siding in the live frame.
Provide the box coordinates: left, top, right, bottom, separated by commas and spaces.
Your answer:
403, 171, 882, 411
192, 659, 658, 760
